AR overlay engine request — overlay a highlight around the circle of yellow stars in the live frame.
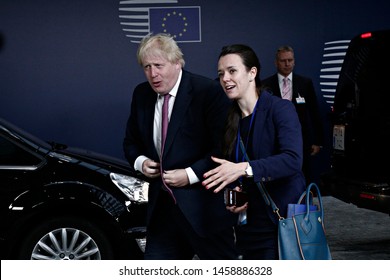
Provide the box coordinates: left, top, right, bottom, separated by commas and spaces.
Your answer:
161, 11, 188, 38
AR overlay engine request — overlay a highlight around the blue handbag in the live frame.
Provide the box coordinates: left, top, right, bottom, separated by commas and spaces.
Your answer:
278, 183, 332, 260
239, 139, 332, 260
287, 189, 317, 218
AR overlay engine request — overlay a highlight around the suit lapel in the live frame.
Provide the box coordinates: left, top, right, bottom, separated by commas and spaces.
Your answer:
144, 89, 159, 159
292, 74, 299, 104
254, 110, 267, 143
162, 71, 193, 158
252, 92, 269, 156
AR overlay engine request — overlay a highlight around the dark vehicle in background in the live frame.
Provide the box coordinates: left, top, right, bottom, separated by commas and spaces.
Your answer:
321, 30, 390, 216
0, 117, 148, 259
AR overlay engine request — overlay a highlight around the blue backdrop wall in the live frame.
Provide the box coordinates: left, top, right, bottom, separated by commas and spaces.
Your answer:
1, 0, 389, 181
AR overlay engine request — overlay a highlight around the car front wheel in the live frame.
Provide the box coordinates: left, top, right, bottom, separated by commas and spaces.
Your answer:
17, 216, 114, 260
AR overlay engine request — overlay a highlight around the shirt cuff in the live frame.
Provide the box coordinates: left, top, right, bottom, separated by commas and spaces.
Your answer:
134, 155, 149, 173
245, 163, 253, 177
185, 167, 200, 185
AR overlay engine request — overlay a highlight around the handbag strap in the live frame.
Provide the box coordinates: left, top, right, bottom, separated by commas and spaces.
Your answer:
304, 182, 325, 222
238, 138, 282, 219
239, 138, 325, 222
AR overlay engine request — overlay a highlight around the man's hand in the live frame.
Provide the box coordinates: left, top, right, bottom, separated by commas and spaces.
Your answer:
310, 145, 321, 156
162, 169, 189, 187
142, 159, 161, 178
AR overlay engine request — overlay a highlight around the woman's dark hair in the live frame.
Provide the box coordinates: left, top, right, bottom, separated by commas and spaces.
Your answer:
218, 44, 262, 157
219, 44, 262, 88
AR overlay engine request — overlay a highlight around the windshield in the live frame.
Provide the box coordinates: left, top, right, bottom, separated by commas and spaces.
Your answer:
0, 117, 52, 150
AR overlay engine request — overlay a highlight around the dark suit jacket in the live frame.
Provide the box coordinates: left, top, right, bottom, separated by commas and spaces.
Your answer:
123, 70, 235, 237
248, 90, 306, 223
262, 73, 324, 151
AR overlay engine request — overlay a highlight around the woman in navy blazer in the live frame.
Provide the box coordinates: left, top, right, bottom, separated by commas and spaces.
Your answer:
123, 34, 237, 259
203, 44, 306, 259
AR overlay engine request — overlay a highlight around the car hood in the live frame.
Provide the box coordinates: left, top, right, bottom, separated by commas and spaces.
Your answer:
0, 117, 134, 174
53, 145, 132, 173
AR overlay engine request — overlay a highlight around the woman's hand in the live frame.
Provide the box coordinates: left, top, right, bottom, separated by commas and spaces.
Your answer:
202, 156, 247, 193
226, 203, 248, 213
226, 186, 248, 213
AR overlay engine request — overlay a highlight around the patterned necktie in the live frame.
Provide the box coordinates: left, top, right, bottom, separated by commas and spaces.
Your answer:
282, 77, 291, 100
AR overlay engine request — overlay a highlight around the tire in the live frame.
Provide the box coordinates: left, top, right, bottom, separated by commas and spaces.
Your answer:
17, 215, 114, 260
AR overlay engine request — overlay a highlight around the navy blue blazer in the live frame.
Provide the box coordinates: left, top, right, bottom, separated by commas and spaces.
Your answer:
123, 70, 235, 236
262, 73, 324, 149
247, 90, 306, 223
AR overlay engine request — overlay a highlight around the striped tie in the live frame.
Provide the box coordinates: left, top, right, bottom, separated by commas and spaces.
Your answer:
282, 77, 291, 100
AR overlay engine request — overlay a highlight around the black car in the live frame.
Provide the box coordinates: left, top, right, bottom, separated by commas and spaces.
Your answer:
321, 30, 390, 216
0, 117, 148, 259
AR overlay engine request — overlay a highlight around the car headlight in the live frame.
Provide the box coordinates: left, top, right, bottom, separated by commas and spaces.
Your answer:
110, 172, 149, 203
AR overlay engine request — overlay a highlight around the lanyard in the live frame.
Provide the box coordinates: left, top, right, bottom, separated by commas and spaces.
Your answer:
235, 98, 259, 164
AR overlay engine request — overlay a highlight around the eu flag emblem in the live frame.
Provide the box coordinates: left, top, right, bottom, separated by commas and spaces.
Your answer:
149, 7, 201, 42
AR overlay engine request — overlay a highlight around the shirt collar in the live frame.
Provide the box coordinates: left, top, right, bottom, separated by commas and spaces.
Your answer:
156, 70, 182, 99
278, 73, 292, 83
168, 70, 182, 98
